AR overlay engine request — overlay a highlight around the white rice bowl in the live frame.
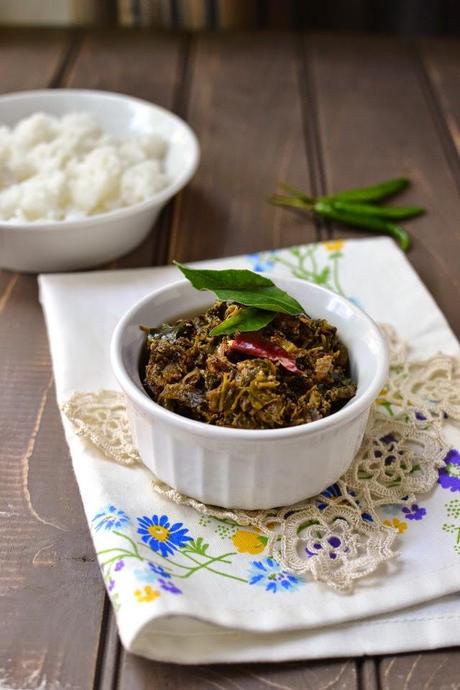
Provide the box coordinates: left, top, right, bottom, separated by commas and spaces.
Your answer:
0, 89, 199, 272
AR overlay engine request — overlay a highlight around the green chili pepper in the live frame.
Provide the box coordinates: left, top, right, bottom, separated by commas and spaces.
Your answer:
314, 201, 411, 251
322, 178, 409, 204
269, 194, 312, 210
277, 182, 314, 204
330, 199, 425, 220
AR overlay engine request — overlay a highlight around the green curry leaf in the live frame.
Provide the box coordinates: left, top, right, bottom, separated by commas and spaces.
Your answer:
175, 262, 304, 316
210, 307, 276, 336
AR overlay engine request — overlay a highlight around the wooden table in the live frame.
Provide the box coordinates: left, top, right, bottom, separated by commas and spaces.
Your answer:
1, 28, 459, 690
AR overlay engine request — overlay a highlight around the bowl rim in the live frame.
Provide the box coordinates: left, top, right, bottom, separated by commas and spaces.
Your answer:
110, 274, 389, 440
0, 88, 200, 229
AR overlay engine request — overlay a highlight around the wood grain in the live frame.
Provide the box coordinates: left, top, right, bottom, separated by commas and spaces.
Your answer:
167, 32, 316, 263
0, 275, 105, 690
304, 33, 460, 338
0, 29, 70, 94
0, 31, 108, 690
379, 649, 460, 690
66, 29, 183, 105
117, 656, 358, 690
419, 38, 460, 169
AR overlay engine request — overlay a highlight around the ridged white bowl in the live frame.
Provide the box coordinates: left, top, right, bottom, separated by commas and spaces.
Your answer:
0, 89, 200, 273
111, 276, 388, 509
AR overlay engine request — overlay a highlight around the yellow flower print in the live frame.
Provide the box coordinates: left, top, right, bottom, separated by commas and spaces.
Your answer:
134, 585, 160, 603
377, 385, 389, 405
323, 240, 345, 252
148, 524, 170, 541
384, 517, 408, 534
232, 530, 267, 554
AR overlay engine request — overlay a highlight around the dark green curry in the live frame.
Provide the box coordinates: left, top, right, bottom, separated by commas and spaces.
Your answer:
142, 301, 356, 430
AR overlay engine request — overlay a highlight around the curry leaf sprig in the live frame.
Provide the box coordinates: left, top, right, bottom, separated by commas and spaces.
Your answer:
175, 262, 304, 336
269, 178, 425, 251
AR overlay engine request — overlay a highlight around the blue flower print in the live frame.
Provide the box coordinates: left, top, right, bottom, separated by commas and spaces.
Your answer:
147, 562, 171, 579
148, 564, 182, 592
247, 252, 275, 273
316, 483, 342, 510
306, 535, 346, 559
321, 483, 342, 499
248, 557, 302, 593
158, 579, 182, 594
401, 504, 427, 521
380, 433, 397, 446
92, 505, 130, 532
134, 562, 182, 595
317, 485, 373, 523
137, 514, 192, 557
438, 449, 460, 492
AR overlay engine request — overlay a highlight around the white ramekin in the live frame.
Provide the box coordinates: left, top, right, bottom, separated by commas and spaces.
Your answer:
111, 276, 388, 509
0, 89, 200, 273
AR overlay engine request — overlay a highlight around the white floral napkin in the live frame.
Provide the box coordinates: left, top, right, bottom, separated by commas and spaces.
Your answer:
39, 238, 460, 664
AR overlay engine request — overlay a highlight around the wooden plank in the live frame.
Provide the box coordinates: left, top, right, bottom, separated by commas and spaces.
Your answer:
305, 33, 460, 338
379, 650, 460, 690
419, 38, 460, 171
62, 27, 194, 688
0, 30, 109, 690
0, 273, 106, 690
304, 33, 460, 688
0, 29, 69, 94
167, 32, 315, 263
358, 659, 379, 690
4, 29, 458, 688
66, 29, 183, 107
0, 29, 184, 690
117, 656, 358, 689
115, 31, 358, 690
66, 29, 185, 268
65, 33, 186, 686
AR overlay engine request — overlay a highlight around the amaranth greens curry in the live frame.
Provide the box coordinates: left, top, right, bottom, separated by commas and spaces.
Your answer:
142, 301, 356, 430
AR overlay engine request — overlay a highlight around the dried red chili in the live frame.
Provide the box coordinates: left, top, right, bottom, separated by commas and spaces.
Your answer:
229, 332, 301, 374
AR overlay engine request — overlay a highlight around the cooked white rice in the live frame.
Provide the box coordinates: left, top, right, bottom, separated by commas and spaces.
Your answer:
0, 112, 169, 222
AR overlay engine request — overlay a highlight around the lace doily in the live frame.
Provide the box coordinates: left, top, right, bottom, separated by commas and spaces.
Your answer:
62, 391, 139, 466
62, 326, 460, 591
